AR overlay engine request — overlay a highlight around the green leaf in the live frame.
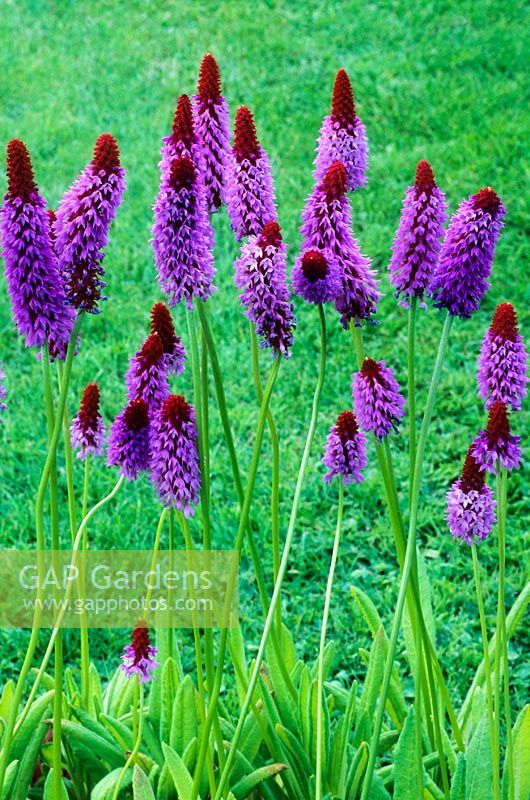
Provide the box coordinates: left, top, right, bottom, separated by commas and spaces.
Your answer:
133, 764, 156, 799
91, 767, 132, 800
10, 690, 53, 800
345, 741, 368, 800
275, 722, 312, 795
450, 754, 466, 800
355, 627, 386, 745
169, 675, 198, 754
504, 704, 530, 800
230, 763, 288, 799
394, 708, 423, 799
465, 716, 492, 800
402, 550, 436, 678
43, 768, 69, 800
162, 741, 196, 800
160, 658, 180, 743
61, 719, 126, 769
0, 760, 18, 800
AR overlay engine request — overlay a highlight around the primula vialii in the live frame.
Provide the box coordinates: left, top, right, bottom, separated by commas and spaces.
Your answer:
71, 382, 105, 459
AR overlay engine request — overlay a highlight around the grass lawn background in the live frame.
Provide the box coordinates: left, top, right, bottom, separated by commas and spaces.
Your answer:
0, 0, 528, 711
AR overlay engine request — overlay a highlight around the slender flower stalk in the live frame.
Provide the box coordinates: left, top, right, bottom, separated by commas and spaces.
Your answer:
55, 133, 126, 312
125, 332, 170, 409
472, 401, 521, 473
111, 681, 145, 800
478, 302, 528, 410
107, 399, 151, 480
446, 447, 497, 545
226, 105, 276, 239
193, 53, 231, 213
160, 94, 204, 178
150, 302, 186, 375
71, 382, 105, 458
314, 68, 368, 191
1, 139, 74, 350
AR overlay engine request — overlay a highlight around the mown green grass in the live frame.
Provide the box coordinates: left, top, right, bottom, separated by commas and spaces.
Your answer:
0, 0, 529, 711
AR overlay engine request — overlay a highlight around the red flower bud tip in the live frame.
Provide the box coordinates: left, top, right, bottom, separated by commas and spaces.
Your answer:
162, 394, 192, 428
490, 302, 519, 342
150, 302, 178, 354
198, 53, 222, 99
92, 133, 121, 174
301, 249, 328, 281
258, 220, 282, 249
321, 161, 347, 200
361, 357, 382, 381
6, 139, 37, 201
123, 398, 149, 430
331, 68, 355, 120
460, 446, 485, 492
336, 410, 360, 442
473, 186, 501, 214
486, 400, 511, 443
169, 156, 196, 191
415, 160, 436, 194
139, 332, 164, 367
78, 381, 101, 425
171, 94, 194, 148
234, 106, 261, 163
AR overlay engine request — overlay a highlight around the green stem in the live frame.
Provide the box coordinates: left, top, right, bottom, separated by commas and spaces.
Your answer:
80, 456, 90, 709
408, 297, 417, 500
190, 356, 282, 800
497, 468, 514, 800
111, 681, 144, 800
472, 543, 498, 798
316, 482, 344, 800
213, 305, 327, 800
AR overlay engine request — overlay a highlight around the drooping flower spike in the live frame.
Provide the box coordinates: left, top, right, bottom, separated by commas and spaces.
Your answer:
54, 133, 126, 313
150, 394, 201, 516
352, 358, 406, 441
388, 160, 447, 307
478, 302, 528, 411
125, 333, 169, 410
323, 410, 367, 484
160, 94, 204, 178
226, 106, 276, 239
314, 68, 368, 192
150, 302, 186, 375
446, 446, 496, 545
71, 382, 105, 459
152, 155, 215, 308
301, 161, 380, 326
193, 53, 231, 213
120, 622, 159, 683
472, 401, 521, 474
429, 187, 506, 318
107, 398, 150, 481
0, 363, 6, 419
292, 248, 342, 305
1, 139, 74, 350
234, 221, 295, 357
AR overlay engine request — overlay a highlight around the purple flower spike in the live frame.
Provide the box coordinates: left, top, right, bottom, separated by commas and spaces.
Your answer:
323, 410, 367, 485
301, 162, 380, 325
472, 401, 521, 473
389, 160, 447, 307
71, 382, 105, 459
292, 248, 341, 305
478, 303, 528, 411
446, 447, 496, 545
150, 302, 186, 375
121, 622, 159, 683
234, 221, 295, 357
0, 362, 6, 419
226, 106, 276, 239
352, 358, 405, 440
314, 69, 368, 192
126, 333, 169, 410
152, 156, 215, 308
160, 95, 204, 179
193, 54, 231, 213
1, 139, 75, 350
107, 399, 150, 481
54, 134, 126, 313
150, 394, 201, 516
430, 187, 506, 318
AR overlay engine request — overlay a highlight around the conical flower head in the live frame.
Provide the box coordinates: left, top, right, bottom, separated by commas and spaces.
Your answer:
150, 394, 201, 516
1, 139, 75, 350
429, 187, 506, 318
193, 54, 231, 213
472, 401, 521, 473
352, 358, 405, 440
71, 382, 106, 459
226, 106, 276, 239
0, 362, 6, 419
107, 398, 150, 481
446, 447, 496, 545
152, 156, 215, 308
150, 302, 186, 375
54, 133, 126, 312
160, 94, 204, 178
292, 248, 342, 305
323, 410, 367, 484
121, 621, 159, 683
234, 221, 295, 357
314, 69, 368, 191
478, 302, 528, 410
125, 332, 169, 410
388, 160, 447, 306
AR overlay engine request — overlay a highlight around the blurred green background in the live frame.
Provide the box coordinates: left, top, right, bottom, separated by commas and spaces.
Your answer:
0, 0, 528, 711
